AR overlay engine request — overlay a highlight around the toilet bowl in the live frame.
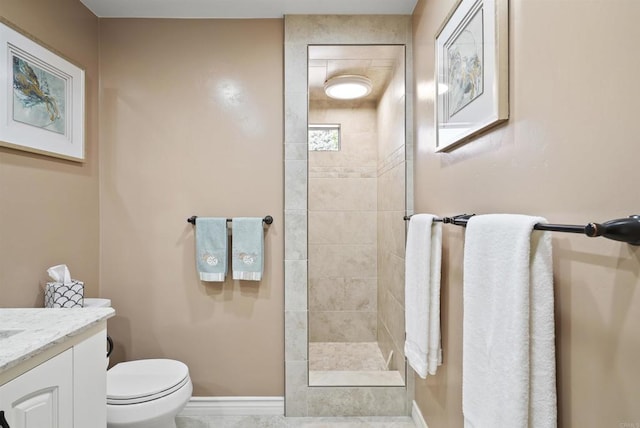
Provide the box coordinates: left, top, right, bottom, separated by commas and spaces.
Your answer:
83, 299, 193, 428
106, 359, 193, 428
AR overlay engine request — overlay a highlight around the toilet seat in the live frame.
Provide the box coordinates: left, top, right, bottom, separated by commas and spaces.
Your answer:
107, 359, 190, 405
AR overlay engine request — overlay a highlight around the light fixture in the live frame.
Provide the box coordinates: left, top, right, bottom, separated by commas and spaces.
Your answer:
324, 75, 372, 100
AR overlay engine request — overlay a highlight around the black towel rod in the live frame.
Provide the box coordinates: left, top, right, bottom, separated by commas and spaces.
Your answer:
403, 214, 640, 245
187, 215, 273, 225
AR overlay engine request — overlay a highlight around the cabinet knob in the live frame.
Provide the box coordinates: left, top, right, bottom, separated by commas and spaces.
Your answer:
0, 410, 10, 428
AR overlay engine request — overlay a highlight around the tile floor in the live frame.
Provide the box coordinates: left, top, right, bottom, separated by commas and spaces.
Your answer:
176, 415, 417, 427
308, 342, 388, 371
308, 342, 405, 387
178, 344, 415, 427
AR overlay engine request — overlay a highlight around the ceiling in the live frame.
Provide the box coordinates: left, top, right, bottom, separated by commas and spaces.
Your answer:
79, 0, 417, 18
308, 45, 403, 102
78, 1, 411, 103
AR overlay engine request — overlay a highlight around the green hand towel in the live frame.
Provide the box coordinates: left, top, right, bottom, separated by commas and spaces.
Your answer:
196, 217, 228, 282
232, 217, 264, 281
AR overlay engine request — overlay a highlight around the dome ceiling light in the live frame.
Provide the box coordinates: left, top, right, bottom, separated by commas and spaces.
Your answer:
323, 75, 372, 100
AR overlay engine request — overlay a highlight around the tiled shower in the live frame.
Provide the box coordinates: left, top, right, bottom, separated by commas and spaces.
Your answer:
307, 46, 407, 387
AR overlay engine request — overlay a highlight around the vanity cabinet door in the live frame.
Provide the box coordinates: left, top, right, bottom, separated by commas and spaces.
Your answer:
0, 349, 73, 428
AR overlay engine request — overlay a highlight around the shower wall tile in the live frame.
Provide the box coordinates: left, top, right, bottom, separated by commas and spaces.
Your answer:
378, 296, 406, 384
378, 283, 390, 331
285, 92, 309, 145
377, 163, 406, 212
309, 104, 378, 169
378, 210, 406, 259
308, 134, 378, 168
383, 290, 406, 357
284, 210, 307, 261
285, 260, 307, 311
284, 160, 307, 210
309, 310, 376, 342
378, 314, 406, 383
285, 361, 308, 417
284, 41, 307, 93
285, 310, 308, 361
308, 177, 376, 211
379, 251, 405, 306
308, 211, 376, 245
377, 319, 395, 367
308, 244, 377, 279
375, 47, 408, 390
286, 15, 410, 45
377, 51, 406, 163
309, 277, 377, 311
392, 342, 406, 384
308, 166, 376, 179
377, 145, 405, 177
285, 143, 308, 161
377, 108, 405, 165
310, 101, 378, 133
405, 161, 414, 213
307, 386, 408, 416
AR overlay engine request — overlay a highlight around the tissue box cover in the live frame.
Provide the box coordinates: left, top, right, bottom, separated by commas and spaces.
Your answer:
45, 280, 84, 308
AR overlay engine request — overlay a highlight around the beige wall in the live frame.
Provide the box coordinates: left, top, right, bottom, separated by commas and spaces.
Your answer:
0, 0, 100, 308
376, 50, 407, 378
308, 102, 378, 343
99, 19, 284, 396
412, 0, 640, 426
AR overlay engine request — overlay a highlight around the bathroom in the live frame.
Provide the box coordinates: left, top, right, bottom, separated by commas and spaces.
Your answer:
1, 0, 639, 427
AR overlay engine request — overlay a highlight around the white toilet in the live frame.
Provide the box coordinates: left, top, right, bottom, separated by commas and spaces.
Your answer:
84, 298, 193, 428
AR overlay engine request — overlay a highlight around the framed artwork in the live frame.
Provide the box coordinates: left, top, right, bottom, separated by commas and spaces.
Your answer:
0, 21, 85, 161
435, 0, 508, 152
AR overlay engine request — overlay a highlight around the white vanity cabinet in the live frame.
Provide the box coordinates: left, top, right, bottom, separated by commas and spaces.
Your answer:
0, 323, 108, 428
0, 349, 73, 428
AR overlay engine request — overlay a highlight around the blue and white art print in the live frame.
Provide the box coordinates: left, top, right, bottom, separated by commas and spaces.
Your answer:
435, 0, 509, 152
446, 7, 484, 119
12, 55, 66, 134
0, 21, 84, 161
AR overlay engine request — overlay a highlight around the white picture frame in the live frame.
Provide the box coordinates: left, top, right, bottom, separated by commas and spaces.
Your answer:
0, 21, 85, 162
435, 0, 509, 152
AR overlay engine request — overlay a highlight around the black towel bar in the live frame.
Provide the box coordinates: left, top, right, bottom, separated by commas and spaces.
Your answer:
403, 214, 640, 245
187, 215, 273, 225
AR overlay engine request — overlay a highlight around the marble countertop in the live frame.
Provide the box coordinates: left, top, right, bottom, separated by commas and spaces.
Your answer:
0, 308, 115, 374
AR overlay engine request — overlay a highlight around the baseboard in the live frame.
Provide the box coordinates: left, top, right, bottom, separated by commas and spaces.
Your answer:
411, 400, 429, 428
180, 396, 285, 417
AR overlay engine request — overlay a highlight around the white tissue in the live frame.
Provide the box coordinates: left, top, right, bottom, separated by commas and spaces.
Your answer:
47, 264, 72, 285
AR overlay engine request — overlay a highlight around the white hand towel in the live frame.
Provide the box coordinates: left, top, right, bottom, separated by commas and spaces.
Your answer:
195, 217, 228, 282
404, 214, 443, 378
463, 214, 556, 428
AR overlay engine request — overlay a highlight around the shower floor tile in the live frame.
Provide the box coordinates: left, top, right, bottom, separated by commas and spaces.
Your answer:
308, 342, 388, 371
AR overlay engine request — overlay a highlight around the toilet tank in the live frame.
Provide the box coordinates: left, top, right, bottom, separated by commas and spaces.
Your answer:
83, 298, 113, 367
83, 298, 112, 308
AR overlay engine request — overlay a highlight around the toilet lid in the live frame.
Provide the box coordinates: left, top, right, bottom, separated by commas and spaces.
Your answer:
107, 359, 189, 405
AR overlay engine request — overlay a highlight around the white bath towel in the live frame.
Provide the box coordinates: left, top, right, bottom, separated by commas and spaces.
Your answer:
404, 214, 443, 378
463, 214, 557, 428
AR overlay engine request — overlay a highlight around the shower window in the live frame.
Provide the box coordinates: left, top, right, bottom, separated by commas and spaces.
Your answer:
308, 124, 340, 151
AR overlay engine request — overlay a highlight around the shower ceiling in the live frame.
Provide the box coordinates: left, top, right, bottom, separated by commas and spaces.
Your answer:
308, 45, 400, 102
